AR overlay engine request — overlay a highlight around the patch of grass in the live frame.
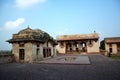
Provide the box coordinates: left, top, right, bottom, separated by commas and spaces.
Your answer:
111, 56, 120, 60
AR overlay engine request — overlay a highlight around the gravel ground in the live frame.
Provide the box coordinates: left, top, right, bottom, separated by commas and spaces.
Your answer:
0, 54, 120, 80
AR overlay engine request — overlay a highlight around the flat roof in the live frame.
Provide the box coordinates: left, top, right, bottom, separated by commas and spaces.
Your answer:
56, 33, 99, 41
105, 37, 120, 43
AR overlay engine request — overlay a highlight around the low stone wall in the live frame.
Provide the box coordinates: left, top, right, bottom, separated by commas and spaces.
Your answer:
0, 54, 14, 64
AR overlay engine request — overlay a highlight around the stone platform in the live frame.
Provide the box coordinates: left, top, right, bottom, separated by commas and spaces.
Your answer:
37, 55, 90, 65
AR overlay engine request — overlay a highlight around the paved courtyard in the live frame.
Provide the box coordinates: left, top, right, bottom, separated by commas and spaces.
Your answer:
0, 54, 120, 80
38, 54, 90, 64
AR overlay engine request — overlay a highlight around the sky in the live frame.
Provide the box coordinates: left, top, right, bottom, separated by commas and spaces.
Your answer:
0, 0, 120, 50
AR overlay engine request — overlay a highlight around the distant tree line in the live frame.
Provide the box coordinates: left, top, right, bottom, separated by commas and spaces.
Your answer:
0, 50, 12, 54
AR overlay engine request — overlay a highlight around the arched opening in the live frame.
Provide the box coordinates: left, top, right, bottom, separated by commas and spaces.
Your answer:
81, 42, 87, 52
66, 42, 72, 53
74, 42, 79, 52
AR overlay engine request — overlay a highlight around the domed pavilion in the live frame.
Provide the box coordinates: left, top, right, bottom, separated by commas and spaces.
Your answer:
7, 27, 57, 63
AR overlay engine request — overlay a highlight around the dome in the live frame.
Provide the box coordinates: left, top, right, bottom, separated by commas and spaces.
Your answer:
7, 27, 56, 43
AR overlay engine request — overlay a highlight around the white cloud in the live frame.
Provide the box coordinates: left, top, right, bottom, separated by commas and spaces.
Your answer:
15, 0, 46, 8
4, 18, 25, 30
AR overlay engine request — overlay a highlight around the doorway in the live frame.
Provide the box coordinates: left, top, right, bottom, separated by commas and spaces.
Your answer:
117, 43, 120, 53
109, 48, 112, 53
19, 49, 25, 60
43, 48, 51, 58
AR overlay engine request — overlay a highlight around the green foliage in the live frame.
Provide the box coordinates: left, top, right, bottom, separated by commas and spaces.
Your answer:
111, 56, 120, 60
0, 50, 12, 54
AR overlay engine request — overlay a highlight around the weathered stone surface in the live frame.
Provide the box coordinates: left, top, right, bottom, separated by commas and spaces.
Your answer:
7, 27, 56, 43
56, 33, 99, 41
6, 27, 57, 63
105, 37, 120, 43
101, 37, 120, 55
56, 33, 99, 54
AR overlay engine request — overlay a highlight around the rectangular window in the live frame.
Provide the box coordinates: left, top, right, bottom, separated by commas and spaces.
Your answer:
37, 44, 39, 47
109, 44, 112, 47
60, 42, 64, 46
89, 40, 92, 44
19, 43, 24, 47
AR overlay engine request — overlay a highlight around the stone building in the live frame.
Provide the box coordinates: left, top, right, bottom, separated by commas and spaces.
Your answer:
100, 37, 120, 55
7, 27, 57, 63
56, 33, 99, 54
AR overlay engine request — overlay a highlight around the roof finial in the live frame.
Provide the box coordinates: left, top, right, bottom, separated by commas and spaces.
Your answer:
27, 25, 30, 29
94, 30, 96, 33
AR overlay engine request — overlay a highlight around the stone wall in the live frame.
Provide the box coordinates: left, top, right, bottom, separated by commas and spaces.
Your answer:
12, 43, 19, 62
25, 42, 32, 62
56, 40, 100, 54
56, 42, 66, 54
105, 43, 117, 54
0, 54, 13, 64
87, 40, 99, 53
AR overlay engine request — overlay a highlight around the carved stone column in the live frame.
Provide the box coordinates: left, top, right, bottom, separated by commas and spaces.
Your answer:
78, 41, 81, 53
70, 41, 73, 53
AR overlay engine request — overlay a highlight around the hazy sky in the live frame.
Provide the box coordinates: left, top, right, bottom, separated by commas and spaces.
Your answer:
0, 0, 120, 50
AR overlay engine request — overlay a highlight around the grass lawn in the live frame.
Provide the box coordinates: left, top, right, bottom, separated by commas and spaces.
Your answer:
111, 56, 120, 60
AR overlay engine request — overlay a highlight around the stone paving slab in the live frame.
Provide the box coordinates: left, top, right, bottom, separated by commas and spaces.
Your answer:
37, 55, 90, 65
